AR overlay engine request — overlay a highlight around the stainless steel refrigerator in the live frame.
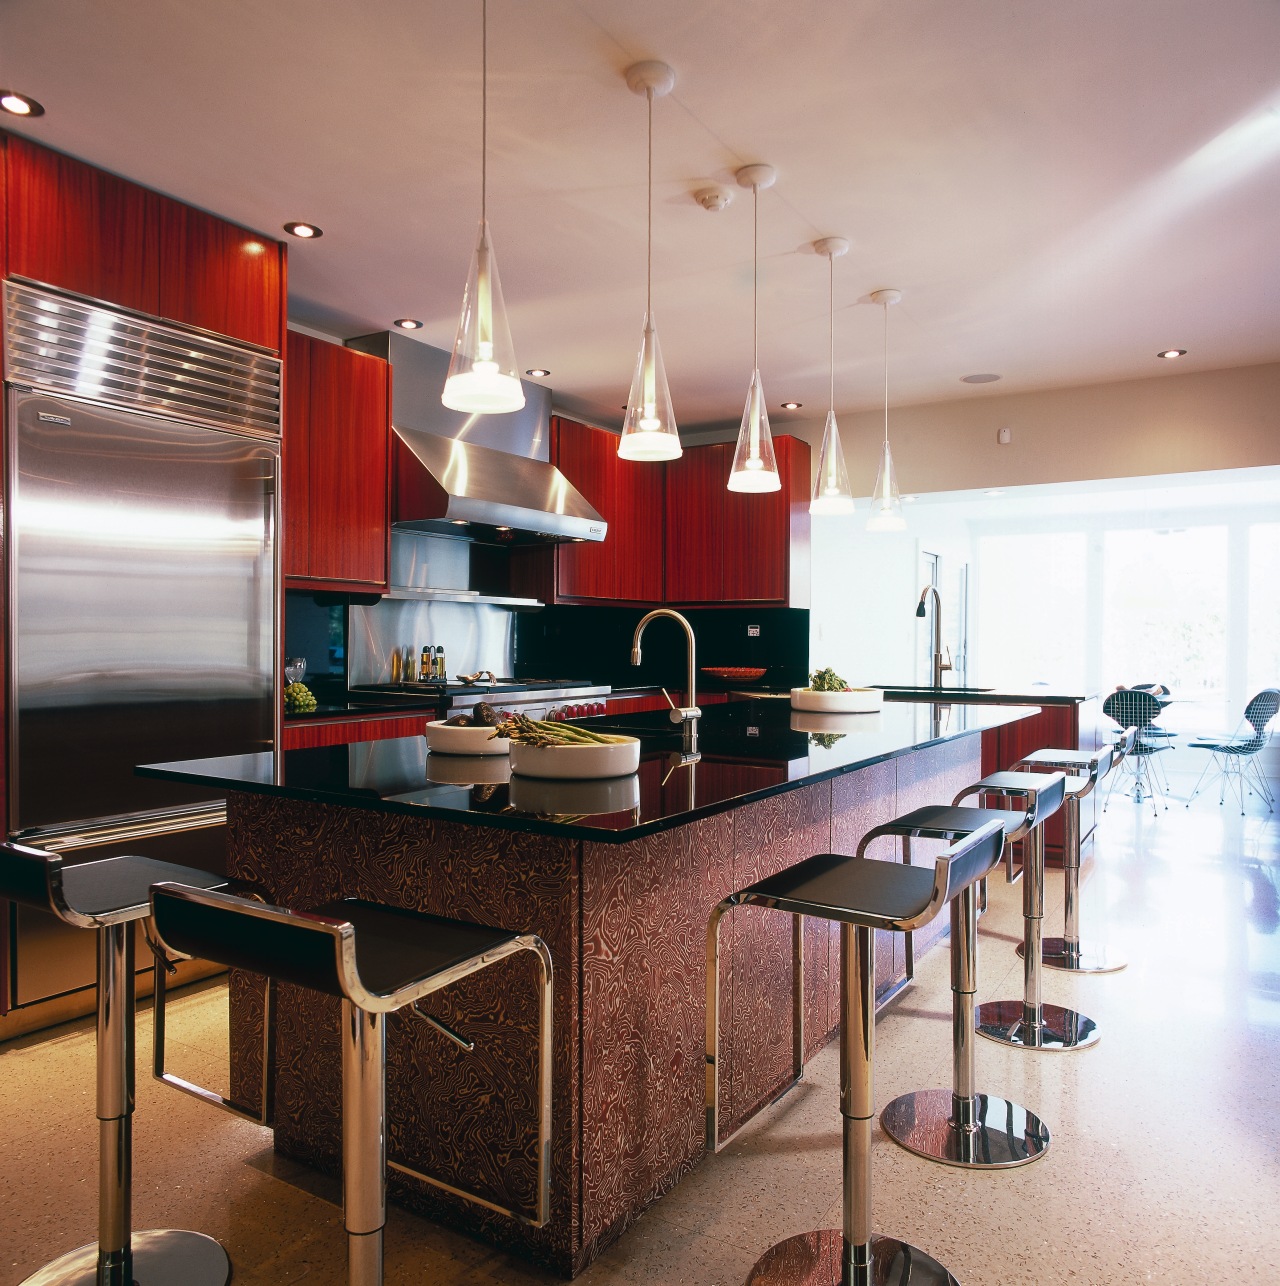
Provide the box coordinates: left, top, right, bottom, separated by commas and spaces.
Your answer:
3, 280, 281, 1009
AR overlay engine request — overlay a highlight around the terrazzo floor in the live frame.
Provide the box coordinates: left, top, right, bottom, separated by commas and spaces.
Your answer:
2, 776, 1277, 1284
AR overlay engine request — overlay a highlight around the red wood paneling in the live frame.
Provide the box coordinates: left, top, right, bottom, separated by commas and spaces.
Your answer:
282, 330, 311, 579
7, 134, 161, 316
157, 199, 283, 351
663, 443, 727, 603
282, 713, 429, 749
722, 443, 788, 602
613, 444, 664, 604
553, 418, 616, 600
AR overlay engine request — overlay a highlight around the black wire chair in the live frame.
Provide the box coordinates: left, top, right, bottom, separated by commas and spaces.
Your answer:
1185, 688, 1279, 815
1102, 688, 1173, 813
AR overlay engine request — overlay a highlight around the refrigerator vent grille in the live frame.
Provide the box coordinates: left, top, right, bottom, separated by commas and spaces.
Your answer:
4, 280, 282, 435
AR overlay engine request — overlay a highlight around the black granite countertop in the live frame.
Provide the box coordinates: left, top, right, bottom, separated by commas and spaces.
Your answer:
141, 698, 1037, 844
876, 686, 1098, 705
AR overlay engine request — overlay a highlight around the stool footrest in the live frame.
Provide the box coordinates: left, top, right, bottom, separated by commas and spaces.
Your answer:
880, 1088, 1049, 1169
745, 1229, 958, 1285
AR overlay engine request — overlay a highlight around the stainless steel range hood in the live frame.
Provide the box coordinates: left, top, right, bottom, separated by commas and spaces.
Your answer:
348, 330, 606, 545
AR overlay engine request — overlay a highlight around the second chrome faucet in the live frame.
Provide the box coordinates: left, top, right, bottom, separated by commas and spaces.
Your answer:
631, 608, 702, 753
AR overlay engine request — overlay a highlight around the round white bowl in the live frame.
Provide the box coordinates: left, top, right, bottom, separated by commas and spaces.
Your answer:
509, 738, 640, 780
790, 687, 884, 714
509, 772, 640, 816
424, 720, 510, 756
424, 753, 512, 785
790, 709, 882, 734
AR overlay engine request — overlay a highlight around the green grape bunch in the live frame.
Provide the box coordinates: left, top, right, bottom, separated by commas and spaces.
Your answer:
284, 681, 318, 713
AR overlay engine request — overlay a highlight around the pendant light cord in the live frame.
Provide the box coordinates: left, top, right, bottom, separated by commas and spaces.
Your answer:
752, 183, 759, 372
882, 301, 890, 447
481, 0, 488, 225
646, 88, 653, 318
828, 254, 835, 413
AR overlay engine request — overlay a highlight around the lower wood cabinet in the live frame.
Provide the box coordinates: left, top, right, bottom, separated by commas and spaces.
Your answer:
284, 332, 391, 593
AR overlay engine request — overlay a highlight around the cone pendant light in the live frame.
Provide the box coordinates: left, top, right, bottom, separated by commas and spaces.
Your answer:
866, 287, 907, 531
728, 164, 781, 493
442, 0, 525, 415
619, 61, 681, 462
810, 237, 854, 514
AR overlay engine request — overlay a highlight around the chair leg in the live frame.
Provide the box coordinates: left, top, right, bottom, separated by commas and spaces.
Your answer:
343, 1002, 386, 1286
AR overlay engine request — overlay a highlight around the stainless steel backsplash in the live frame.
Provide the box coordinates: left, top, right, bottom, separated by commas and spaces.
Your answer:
348, 599, 516, 684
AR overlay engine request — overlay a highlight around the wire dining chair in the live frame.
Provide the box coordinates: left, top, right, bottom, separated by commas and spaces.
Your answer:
1102, 688, 1173, 814
1185, 688, 1279, 816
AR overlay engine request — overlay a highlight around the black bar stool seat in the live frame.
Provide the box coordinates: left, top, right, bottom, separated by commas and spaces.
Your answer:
150, 884, 554, 1286
1, 843, 230, 1286
718, 820, 1006, 1286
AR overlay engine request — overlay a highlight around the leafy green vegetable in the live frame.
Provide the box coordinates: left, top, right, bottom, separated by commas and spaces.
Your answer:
809, 732, 846, 749
809, 667, 850, 693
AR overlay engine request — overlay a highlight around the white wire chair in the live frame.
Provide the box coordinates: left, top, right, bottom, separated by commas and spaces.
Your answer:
1185, 688, 1279, 816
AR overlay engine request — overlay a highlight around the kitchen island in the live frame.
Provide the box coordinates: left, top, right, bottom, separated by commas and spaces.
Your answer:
141, 697, 1036, 1277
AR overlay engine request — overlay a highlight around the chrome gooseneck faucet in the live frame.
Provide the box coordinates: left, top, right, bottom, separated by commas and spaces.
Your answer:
916, 585, 953, 690
631, 608, 701, 753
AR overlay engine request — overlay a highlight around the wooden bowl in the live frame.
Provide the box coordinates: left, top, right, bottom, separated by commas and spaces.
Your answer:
702, 666, 768, 681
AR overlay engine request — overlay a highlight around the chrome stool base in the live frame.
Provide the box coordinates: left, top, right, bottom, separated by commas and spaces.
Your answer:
20, 1229, 231, 1286
880, 1088, 1049, 1169
1019, 935, 1126, 974
745, 1229, 958, 1285
974, 999, 1100, 1051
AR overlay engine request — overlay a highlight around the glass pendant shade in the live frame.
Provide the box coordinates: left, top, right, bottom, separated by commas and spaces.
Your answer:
728, 368, 781, 492
810, 409, 854, 514
866, 437, 906, 531
619, 311, 681, 460
442, 218, 525, 414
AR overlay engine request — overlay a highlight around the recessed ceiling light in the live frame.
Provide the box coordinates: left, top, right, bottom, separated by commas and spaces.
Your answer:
780, 401, 802, 411
0, 91, 45, 117
985, 489, 1004, 497
1157, 349, 1187, 359
283, 222, 322, 239
450, 519, 468, 526
525, 368, 551, 378
961, 373, 1001, 384
904, 495, 918, 503
495, 526, 512, 532
394, 318, 424, 330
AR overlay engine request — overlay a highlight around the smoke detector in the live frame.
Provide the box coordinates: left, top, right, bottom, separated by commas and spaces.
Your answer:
695, 186, 732, 212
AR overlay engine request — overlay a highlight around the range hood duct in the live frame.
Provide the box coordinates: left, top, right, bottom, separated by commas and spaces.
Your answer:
391, 425, 606, 543
348, 330, 606, 545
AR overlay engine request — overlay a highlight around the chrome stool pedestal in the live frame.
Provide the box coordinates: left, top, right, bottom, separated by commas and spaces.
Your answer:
1013, 737, 1130, 975
720, 822, 1006, 1286
968, 773, 1100, 1053
150, 885, 554, 1286
1, 843, 231, 1286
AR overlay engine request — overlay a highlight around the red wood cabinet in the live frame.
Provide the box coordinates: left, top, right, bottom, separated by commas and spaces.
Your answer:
6, 133, 161, 316
284, 333, 390, 592
545, 417, 664, 604
157, 200, 284, 352
4, 131, 284, 352
664, 443, 729, 603
666, 436, 810, 606
283, 713, 429, 750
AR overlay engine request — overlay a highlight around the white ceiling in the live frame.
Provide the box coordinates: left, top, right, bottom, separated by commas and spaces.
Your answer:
5, 0, 1280, 428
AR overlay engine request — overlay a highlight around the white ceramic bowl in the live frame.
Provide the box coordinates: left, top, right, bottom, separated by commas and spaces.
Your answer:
509, 772, 640, 816
509, 738, 640, 780
423, 720, 510, 756
790, 687, 884, 714
424, 753, 512, 785
790, 709, 881, 734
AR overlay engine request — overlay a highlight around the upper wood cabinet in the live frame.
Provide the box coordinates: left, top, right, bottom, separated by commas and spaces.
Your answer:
4, 132, 285, 352
284, 332, 390, 592
666, 436, 810, 606
6, 133, 161, 317
550, 416, 664, 605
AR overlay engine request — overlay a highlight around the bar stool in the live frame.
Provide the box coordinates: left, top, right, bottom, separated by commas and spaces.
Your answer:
1011, 728, 1135, 974
149, 883, 553, 1286
862, 780, 1064, 1170
0, 841, 231, 1286
717, 819, 1005, 1286
966, 772, 1100, 1052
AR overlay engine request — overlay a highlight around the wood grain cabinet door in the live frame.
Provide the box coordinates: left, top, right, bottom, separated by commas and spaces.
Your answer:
282, 330, 312, 579
6, 134, 161, 316
158, 199, 283, 352
304, 338, 390, 589
663, 443, 727, 603
553, 417, 618, 600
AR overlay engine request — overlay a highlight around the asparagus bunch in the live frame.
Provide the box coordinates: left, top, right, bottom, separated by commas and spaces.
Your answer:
491, 714, 633, 747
